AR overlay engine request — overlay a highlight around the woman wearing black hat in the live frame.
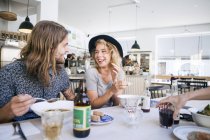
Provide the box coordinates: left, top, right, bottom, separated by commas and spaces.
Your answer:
85, 35, 127, 109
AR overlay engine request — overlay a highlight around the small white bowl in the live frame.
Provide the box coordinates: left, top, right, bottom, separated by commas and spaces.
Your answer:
117, 94, 142, 108
188, 107, 210, 128
31, 100, 74, 116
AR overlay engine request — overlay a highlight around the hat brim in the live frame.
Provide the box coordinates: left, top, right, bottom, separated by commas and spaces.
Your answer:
88, 35, 123, 58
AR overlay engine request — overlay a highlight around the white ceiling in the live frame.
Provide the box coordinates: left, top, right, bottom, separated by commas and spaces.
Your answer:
11, 0, 210, 34
58, 0, 210, 34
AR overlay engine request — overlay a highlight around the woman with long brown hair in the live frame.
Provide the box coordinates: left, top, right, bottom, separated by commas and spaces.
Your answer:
0, 20, 74, 123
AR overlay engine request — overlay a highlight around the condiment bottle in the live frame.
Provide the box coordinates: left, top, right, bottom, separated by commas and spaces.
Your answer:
73, 81, 91, 138
141, 78, 151, 112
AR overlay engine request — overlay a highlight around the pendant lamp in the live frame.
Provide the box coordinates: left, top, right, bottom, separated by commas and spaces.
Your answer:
18, 0, 33, 33
0, 0, 17, 21
131, 40, 140, 50
131, 5, 140, 51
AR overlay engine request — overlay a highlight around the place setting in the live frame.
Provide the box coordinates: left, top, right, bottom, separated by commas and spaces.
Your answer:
30, 99, 74, 117
173, 104, 210, 140
0, 121, 40, 140
30, 99, 74, 140
91, 110, 114, 126
157, 102, 210, 140
117, 94, 144, 127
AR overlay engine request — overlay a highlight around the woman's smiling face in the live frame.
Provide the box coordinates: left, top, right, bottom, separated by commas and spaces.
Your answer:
94, 43, 111, 68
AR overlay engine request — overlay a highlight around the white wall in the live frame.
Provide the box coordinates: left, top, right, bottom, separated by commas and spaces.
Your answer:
108, 23, 210, 75
39, 0, 58, 21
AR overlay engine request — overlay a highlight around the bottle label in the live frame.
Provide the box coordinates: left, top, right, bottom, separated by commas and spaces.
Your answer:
73, 106, 91, 131
142, 97, 150, 109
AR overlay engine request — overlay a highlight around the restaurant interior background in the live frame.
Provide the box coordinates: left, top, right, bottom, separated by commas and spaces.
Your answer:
1, 0, 210, 80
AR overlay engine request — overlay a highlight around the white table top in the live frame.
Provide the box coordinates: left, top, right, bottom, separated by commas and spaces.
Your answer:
0, 100, 209, 140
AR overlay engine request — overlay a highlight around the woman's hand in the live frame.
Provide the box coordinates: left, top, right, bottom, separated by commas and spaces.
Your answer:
111, 80, 128, 94
110, 63, 120, 82
111, 80, 128, 106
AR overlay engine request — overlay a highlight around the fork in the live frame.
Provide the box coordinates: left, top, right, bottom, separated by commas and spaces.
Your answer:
12, 122, 19, 136
12, 122, 27, 140
34, 97, 60, 103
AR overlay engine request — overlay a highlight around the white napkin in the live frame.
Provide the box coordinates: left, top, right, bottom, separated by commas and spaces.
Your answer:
0, 122, 40, 140
180, 108, 191, 114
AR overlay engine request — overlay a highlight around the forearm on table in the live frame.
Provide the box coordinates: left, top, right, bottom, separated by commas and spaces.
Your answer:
184, 87, 210, 101
91, 88, 115, 109
0, 104, 14, 123
63, 89, 75, 100
111, 90, 124, 106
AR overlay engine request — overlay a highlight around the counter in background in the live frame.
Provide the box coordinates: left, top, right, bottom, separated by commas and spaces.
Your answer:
154, 75, 210, 82
151, 79, 171, 85
69, 74, 85, 80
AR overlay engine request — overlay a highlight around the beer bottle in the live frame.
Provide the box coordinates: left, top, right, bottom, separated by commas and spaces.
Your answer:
141, 78, 151, 112
73, 80, 91, 138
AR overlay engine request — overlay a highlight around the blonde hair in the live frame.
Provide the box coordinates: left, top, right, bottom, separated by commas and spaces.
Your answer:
20, 20, 68, 87
91, 39, 122, 69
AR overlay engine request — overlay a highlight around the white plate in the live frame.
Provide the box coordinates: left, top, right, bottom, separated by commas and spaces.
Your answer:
30, 100, 73, 116
173, 125, 210, 140
91, 114, 114, 125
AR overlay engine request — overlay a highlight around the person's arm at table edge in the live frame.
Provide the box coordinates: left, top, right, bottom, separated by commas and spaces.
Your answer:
184, 87, 210, 101
0, 104, 14, 123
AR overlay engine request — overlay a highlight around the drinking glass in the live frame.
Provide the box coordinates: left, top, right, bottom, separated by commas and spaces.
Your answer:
159, 103, 174, 129
124, 97, 142, 125
41, 110, 64, 140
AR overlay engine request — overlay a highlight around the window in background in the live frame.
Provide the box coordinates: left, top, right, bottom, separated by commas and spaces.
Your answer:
156, 32, 210, 76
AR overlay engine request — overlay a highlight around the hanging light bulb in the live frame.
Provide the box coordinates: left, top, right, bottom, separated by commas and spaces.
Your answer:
18, 0, 33, 33
131, 4, 140, 51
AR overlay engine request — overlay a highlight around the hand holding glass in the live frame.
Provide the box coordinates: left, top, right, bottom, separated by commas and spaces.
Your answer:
159, 103, 174, 129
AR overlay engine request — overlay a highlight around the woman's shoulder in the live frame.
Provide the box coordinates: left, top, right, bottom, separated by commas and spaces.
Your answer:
85, 67, 99, 79
86, 67, 98, 74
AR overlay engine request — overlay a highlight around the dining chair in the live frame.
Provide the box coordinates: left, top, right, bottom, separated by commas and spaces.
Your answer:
148, 85, 170, 99
177, 78, 191, 94
70, 79, 84, 94
192, 78, 207, 91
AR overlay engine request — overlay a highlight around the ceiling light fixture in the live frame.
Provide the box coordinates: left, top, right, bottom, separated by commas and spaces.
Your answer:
131, 4, 140, 51
0, 0, 17, 21
18, 0, 33, 33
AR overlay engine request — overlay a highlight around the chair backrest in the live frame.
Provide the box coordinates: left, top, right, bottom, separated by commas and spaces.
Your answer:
193, 78, 206, 81
148, 85, 170, 99
70, 79, 84, 94
180, 78, 192, 81
192, 78, 208, 90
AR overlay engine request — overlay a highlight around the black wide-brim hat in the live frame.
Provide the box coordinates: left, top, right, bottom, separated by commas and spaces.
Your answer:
88, 35, 123, 58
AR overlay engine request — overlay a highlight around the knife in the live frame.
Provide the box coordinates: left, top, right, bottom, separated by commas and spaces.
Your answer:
16, 122, 27, 140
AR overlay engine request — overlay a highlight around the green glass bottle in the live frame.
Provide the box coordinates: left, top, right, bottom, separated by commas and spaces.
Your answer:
73, 81, 91, 138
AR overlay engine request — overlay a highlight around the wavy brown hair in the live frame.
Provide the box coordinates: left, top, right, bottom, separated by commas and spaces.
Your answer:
20, 20, 68, 87
91, 39, 122, 69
